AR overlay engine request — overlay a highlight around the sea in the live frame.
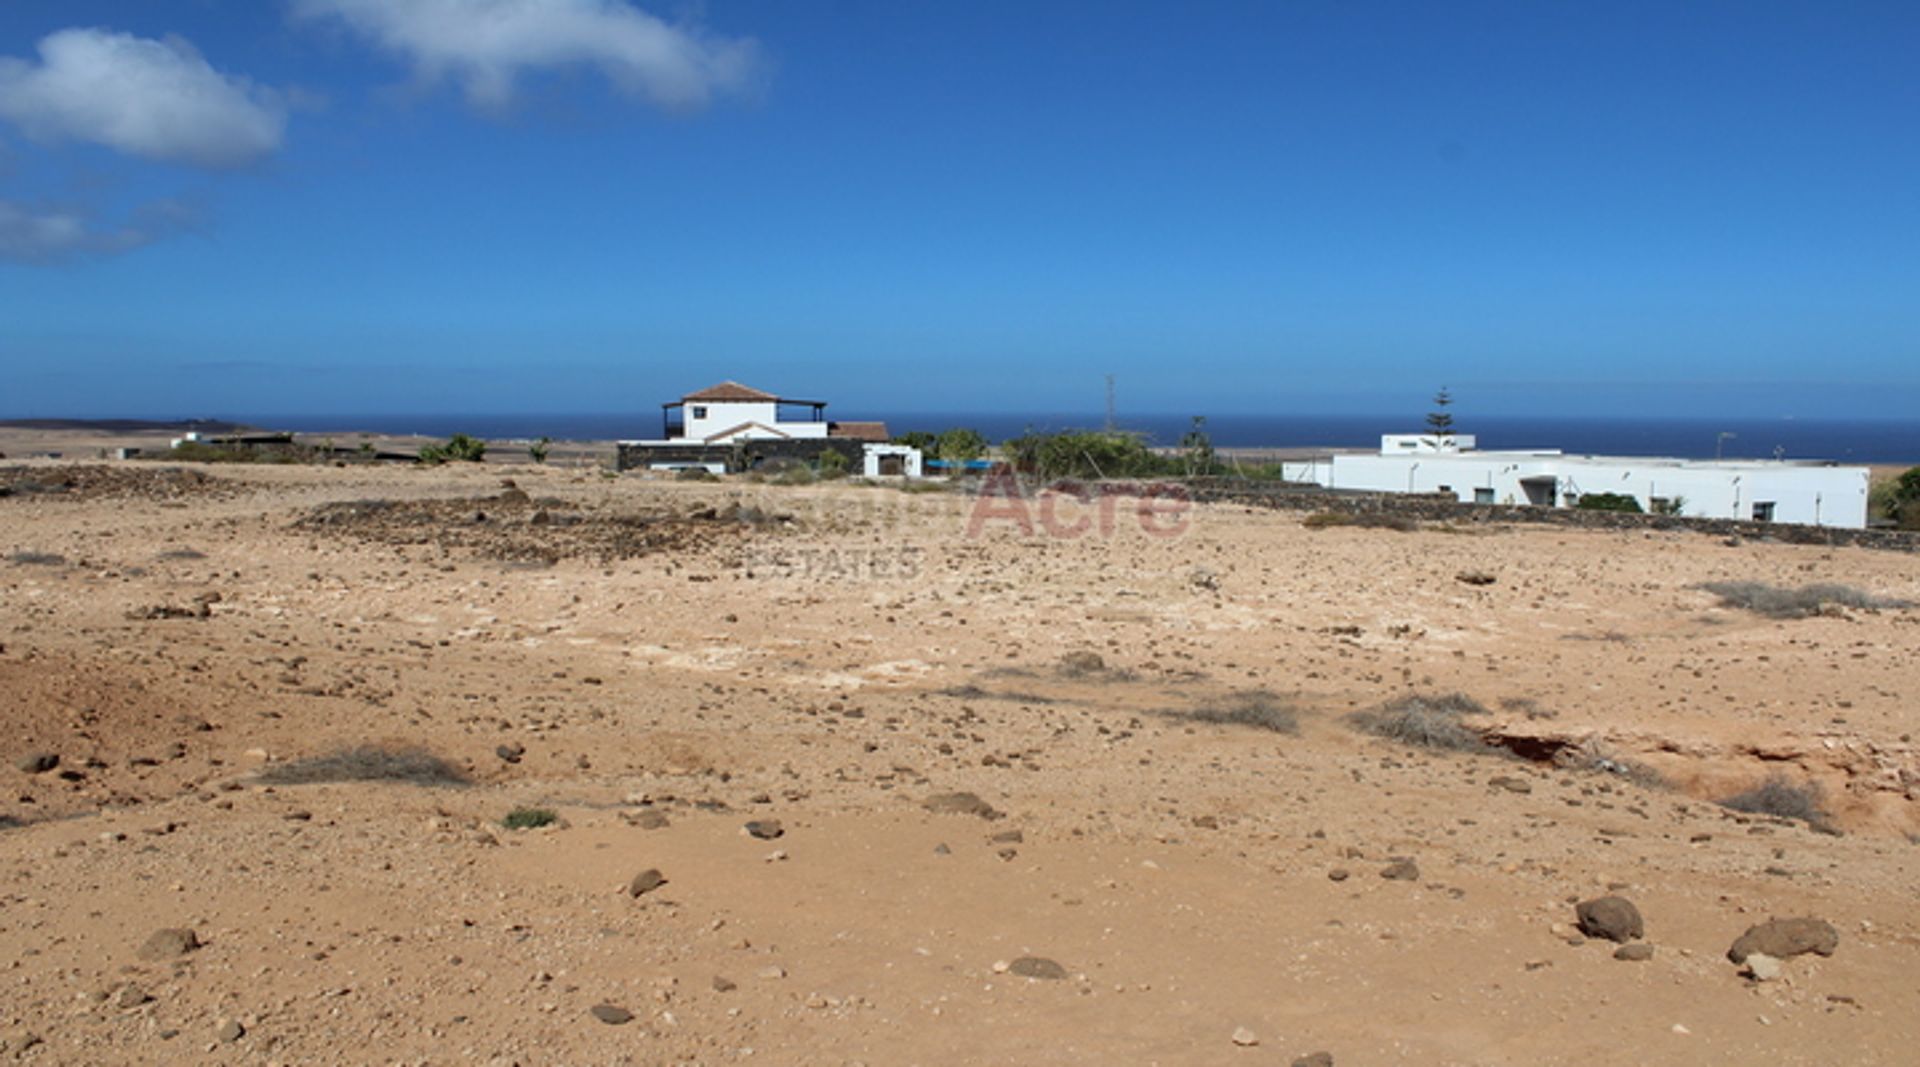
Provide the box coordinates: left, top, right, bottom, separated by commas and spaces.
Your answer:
251, 412, 1920, 465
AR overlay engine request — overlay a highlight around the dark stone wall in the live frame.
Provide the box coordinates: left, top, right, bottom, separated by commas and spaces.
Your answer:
616, 438, 864, 473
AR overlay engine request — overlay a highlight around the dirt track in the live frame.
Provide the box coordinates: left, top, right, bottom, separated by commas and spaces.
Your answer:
2, 459, 1917, 1065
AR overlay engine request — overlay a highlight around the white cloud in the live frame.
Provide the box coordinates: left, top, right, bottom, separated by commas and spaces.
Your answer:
0, 28, 285, 169
0, 196, 203, 264
294, 0, 758, 110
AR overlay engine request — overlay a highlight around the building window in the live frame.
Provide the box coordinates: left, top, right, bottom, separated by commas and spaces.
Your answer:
1752, 501, 1776, 522
1474, 487, 1495, 504
691, 406, 707, 419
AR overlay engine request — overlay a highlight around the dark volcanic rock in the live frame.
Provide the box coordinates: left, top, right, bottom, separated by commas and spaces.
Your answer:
1727, 917, 1839, 963
744, 819, 784, 840
1575, 896, 1644, 943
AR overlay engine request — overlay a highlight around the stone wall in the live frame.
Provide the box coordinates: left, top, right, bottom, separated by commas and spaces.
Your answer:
616, 438, 864, 473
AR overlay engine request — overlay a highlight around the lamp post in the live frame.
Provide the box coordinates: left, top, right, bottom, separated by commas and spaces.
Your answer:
1715, 431, 1736, 461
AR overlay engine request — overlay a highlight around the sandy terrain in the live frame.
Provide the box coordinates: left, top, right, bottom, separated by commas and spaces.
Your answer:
2, 453, 1918, 1066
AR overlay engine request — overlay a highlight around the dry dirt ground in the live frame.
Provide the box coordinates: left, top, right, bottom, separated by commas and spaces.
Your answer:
2, 456, 1918, 1066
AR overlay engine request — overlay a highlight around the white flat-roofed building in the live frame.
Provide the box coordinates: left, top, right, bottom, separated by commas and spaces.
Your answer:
1282, 435, 1869, 529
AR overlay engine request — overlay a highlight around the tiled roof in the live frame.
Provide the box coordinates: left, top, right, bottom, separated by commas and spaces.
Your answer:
682, 381, 780, 402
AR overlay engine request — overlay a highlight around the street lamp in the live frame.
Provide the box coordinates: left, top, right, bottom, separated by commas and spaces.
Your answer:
1715, 431, 1736, 461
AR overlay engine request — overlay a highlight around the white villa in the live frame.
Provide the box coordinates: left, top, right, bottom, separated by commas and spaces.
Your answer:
1282, 434, 1870, 529
618, 381, 922, 477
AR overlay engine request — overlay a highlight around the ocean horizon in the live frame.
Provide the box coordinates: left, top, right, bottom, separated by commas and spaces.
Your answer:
239, 412, 1920, 465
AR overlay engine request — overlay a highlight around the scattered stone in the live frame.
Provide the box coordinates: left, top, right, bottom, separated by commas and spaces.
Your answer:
1456, 571, 1497, 586
136, 927, 201, 961
628, 869, 667, 897
1743, 953, 1783, 982
494, 743, 525, 764
1008, 956, 1067, 980
1292, 1054, 1334, 1067
1727, 917, 1839, 963
744, 819, 784, 840
990, 829, 1024, 844
15, 752, 59, 774
1327, 869, 1350, 882
1231, 1027, 1259, 1047
1380, 860, 1419, 881
923, 791, 1002, 820
215, 1018, 245, 1043
711, 976, 737, 993
115, 984, 153, 1008
0, 1031, 43, 1054
590, 1004, 633, 1025
757, 965, 787, 980
623, 809, 670, 830
1614, 943, 1655, 962
1059, 651, 1105, 674
1575, 896, 1644, 943
1487, 775, 1532, 794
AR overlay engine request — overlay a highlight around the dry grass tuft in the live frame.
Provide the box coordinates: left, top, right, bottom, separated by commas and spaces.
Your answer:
1159, 691, 1302, 734
1349, 693, 1490, 752
255, 745, 468, 787
1699, 580, 1909, 619
1720, 774, 1829, 826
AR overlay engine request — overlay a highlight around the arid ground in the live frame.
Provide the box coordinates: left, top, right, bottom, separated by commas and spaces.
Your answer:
2, 444, 1917, 1065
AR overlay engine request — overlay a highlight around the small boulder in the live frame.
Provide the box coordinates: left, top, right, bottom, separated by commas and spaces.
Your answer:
1575, 896, 1644, 943
136, 927, 201, 961
215, 1018, 245, 1043
743, 819, 784, 840
923, 792, 1002, 820
1742, 953, 1783, 982
1614, 943, 1655, 962
628, 869, 667, 897
1293, 1055, 1335, 1067
1059, 651, 1106, 675
1727, 917, 1838, 963
15, 752, 59, 774
1231, 1027, 1259, 1047
1380, 860, 1419, 881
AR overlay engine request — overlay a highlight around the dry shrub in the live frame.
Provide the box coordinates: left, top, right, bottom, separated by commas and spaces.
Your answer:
503, 806, 559, 830
1720, 774, 1828, 826
1159, 691, 1301, 734
1303, 511, 1416, 532
255, 745, 468, 787
1699, 581, 1909, 619
1349, 693, 1489, 752
7, 551, 66, 566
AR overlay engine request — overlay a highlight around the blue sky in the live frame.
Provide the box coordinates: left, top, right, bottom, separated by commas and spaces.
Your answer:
1, 1, 1917, 421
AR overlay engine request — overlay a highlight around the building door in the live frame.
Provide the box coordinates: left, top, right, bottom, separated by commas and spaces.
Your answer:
879, 455, 905, 476
1520, 477, 1555, 507
1752, 501, 1775, 522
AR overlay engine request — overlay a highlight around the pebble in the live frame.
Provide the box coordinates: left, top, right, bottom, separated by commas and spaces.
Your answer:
757, 965, 787, 980
215, 1018, 245, 1043
1292, 1054, 1334, 1067
1614, 943, 1655, 962
1380, 860, 1419, 881
744, 819, 784, 840
16, 752, 59, 774
923, 792, 1002, 820
628, 869, 667, 897
1743, 953, 1783, 982
589, 1004, 633, 1025
1008, 957, 1068, 980
1231, 1027, 1259, 1047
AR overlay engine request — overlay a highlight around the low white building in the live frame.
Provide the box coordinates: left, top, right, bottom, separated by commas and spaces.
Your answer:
1283, 435, 1869, 529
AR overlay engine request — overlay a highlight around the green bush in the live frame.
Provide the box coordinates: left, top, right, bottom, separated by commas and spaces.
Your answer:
420, 433, 487, 465
1574, 492, 1642, 513
818, 449, 851, 479
528, 436, 551, 464
502, 806, 559, 830
1000, 429, 1173, 480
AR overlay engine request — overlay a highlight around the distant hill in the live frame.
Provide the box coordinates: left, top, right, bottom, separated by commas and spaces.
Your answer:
0, 418, 256, 434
